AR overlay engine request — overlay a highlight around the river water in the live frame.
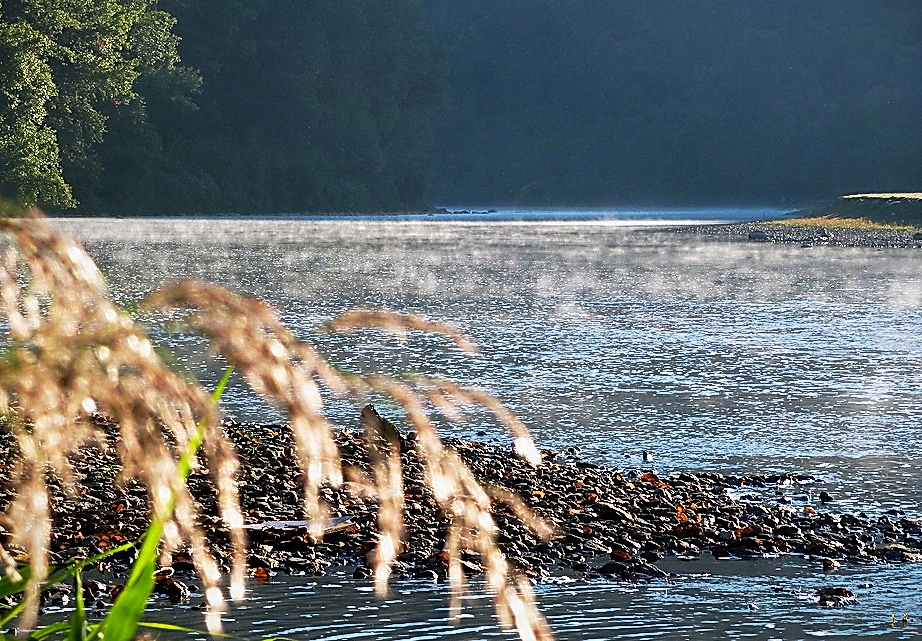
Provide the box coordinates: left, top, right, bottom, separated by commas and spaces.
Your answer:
49, 211, 922, 639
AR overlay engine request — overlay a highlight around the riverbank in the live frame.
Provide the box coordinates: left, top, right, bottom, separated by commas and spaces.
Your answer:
673, 220, 922, 248
669, 192, 922, 248
800, 193, 922, 228
2, 412, 920, 606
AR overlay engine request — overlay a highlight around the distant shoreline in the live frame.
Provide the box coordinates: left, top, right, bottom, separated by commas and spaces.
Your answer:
667, 193, 922, 248
671, 220, 922, 249
44, 192, 922, 229
47, 206, 782, 223
796, 192, 922, 227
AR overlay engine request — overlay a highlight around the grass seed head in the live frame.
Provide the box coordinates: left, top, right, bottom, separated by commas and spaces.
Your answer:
0, 214, 555, 640
0, 216, 237, 628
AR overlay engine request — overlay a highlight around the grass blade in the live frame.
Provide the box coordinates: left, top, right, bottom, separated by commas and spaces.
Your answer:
137, 621, 221, 634
29, 622, 73, 640
66, 566, 88, 641
89, 521, 160, 641
88, 366, 234, 641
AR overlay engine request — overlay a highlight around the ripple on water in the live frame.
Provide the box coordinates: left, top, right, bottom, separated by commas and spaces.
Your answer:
45, 216, 922, 640
135, 557, 921, 640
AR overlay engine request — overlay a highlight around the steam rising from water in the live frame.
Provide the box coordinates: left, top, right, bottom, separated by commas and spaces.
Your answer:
51, 214, 922, 639
55, 216, 922, 507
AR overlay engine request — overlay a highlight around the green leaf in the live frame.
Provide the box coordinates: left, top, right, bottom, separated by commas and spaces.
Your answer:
29, 621, 73, 640
89, 521, 160, 641
88, 365, 234, 641
137, 621, 216, 634
67, 567, 88, 641
0, 567, 31, 600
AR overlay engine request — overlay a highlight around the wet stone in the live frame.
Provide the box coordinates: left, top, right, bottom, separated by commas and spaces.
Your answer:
2, 415, 921, 590
815, 586, 857, 608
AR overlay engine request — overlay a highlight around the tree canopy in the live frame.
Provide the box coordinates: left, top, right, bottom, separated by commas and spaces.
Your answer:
0, 1, 919, 214
0, 0, 198, 210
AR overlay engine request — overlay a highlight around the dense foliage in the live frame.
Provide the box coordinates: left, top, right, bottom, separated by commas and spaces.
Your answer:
0, 0, 197, 210
156, 0, 444, 214
429, 0, 922, 207
0, 1, 919, 214
0, 0, 443, 214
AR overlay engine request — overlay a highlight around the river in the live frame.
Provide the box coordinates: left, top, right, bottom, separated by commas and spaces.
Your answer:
49, 210, 922, 640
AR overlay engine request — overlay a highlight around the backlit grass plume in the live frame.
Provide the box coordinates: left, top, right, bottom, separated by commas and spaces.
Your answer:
0, 211, 553, 640
0, 211, 240, 630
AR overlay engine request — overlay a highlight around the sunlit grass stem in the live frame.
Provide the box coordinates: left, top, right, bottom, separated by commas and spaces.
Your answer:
0, 210, 554, 641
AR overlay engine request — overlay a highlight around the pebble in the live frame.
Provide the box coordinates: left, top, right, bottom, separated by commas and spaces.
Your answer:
1, 412, 920, 601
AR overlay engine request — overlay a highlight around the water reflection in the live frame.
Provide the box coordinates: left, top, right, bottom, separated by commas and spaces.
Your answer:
140, 556, 921, 640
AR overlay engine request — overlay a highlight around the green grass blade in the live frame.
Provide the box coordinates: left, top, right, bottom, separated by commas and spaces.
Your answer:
0, 566, 31, 600
87, 366, 234, 641
137, 621, 222, 634
0, 538, 140, 628
77, 538, 138, 568
28, 622, 73, 640
88, 521, 160, 641
211, 364, 234, 403
66, 567, 88, 641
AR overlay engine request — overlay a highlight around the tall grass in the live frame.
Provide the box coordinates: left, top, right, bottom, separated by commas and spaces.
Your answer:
767, 216, 918, 231
0, 210, 553, 640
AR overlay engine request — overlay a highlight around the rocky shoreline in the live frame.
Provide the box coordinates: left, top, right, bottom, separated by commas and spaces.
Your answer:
671, 221, 922, 249
2, 414, 921, 608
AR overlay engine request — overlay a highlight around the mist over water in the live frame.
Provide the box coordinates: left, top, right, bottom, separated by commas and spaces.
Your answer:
52, 214, 922, 639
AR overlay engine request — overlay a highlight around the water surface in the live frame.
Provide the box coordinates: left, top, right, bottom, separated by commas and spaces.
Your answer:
49, 212, 922, 639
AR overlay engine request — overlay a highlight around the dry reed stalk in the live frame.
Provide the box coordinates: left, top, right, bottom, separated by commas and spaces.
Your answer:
149, 290, 557, 639
411, 376, 543, 465
358, 404, 405, 595
360, 376, 554, 640
325, 308, 480, 353
143, 281, 346, 536
0, 212, 240, 630
0, 213, 555, 640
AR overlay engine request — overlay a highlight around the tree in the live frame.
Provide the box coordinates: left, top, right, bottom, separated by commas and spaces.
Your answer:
0, 0, 197, 210
162, 0, 445, 214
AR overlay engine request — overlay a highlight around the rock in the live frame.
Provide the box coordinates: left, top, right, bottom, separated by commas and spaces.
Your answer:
352, 566, 373, 580
629, 561, 669, 579
876, 544, 922, 562
597, 560, 627, 578
40, 583, 73, 607
815, 586, 857, 607
412, 569, 439, 581
154, 575, 190, 602
591, 502, 634, 523
83, 579, 108, 600
748, 230, 770, 241
5, 413, 922, 595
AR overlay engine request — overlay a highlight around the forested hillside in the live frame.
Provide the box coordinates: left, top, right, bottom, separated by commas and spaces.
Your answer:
428, 1, 922, 206
0, 1, 919, 214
